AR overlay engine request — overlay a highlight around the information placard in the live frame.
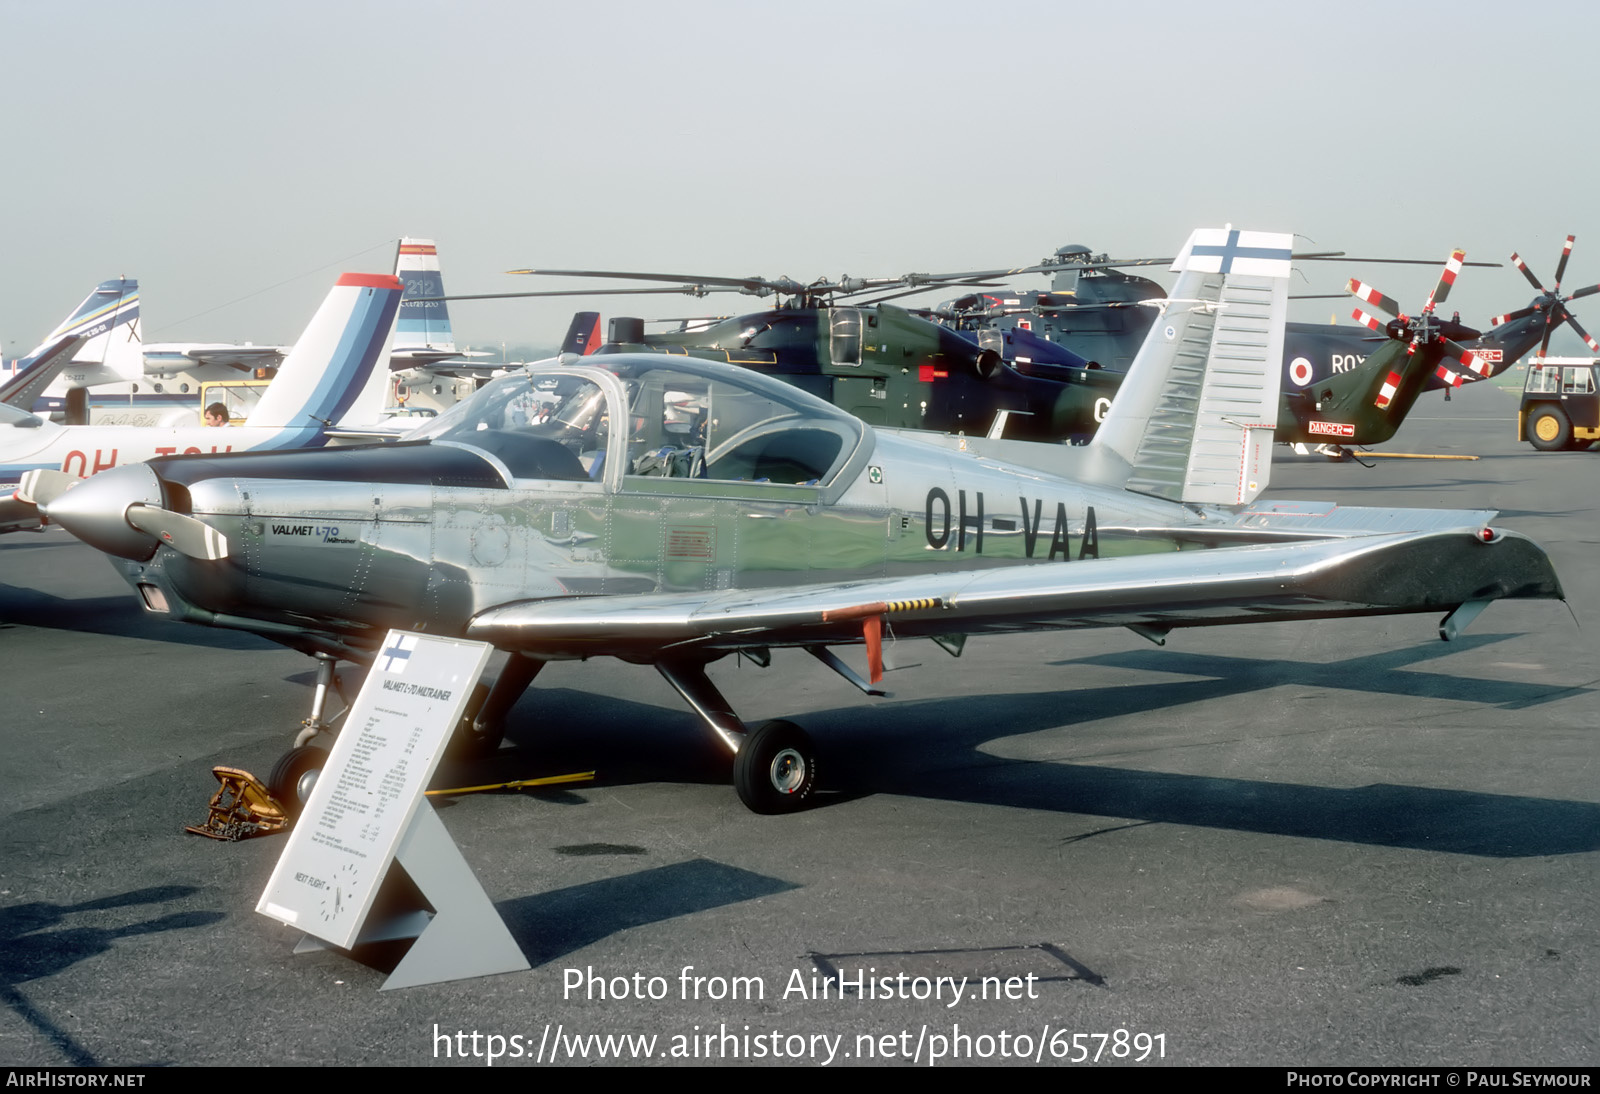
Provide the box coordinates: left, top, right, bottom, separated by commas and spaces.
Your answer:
257, 631, 494, 951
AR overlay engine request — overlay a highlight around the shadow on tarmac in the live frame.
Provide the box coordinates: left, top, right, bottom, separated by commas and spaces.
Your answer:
0, 885, 223, 1066
474, 678, 1600, 860
499, 859, 797, 967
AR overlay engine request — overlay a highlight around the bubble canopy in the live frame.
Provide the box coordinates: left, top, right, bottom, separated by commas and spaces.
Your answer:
408, 354, 871, 490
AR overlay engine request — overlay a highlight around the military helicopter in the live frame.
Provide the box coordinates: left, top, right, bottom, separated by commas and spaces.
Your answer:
435, 265, 1128, 442
499, 242, 1512, 451
1276, 252, 1489, 448
931, 238, 1596, 402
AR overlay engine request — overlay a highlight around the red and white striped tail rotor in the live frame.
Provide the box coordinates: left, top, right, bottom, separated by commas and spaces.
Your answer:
1374, 370, 1402, 409
1423, 249, 1466, 314
1347, 278, 1401, 317
1351, 307, 1386, 333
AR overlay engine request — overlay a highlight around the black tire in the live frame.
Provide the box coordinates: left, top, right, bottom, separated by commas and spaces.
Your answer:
454, 720, 506, 758
269, 745, 328, 819
733, 720, 816, 815
1528, 406, 1572, 452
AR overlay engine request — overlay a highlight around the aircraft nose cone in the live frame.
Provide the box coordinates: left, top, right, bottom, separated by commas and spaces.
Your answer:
42, 463, 166, 561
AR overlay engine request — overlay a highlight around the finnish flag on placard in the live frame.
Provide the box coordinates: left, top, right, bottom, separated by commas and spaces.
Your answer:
1172, 228, 1293, 277
379, 633, 419, 674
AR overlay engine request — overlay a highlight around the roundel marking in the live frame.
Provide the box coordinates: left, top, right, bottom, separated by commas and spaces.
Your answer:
1289, 357, 1314, 387
1163, 325, 1176, 341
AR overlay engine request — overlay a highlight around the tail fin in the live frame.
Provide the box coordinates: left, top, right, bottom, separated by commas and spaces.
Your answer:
392, 238, 456, 355
561, 311, 604, 355
1087, 228, 1290, 507
245, 274, 402, 431
29, 279, 143, 385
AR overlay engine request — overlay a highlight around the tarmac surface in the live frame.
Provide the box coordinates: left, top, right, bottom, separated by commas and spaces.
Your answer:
1, 379, 1595, 1068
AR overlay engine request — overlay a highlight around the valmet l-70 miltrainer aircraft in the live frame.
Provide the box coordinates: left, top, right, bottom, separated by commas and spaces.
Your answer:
28, 229, 1564, 816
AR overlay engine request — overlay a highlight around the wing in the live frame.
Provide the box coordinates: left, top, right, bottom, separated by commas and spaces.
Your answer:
0, 334, 86, 407
468, 528, 1563, 664
154, 345, 288, 371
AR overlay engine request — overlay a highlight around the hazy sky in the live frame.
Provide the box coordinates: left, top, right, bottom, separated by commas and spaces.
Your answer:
5, 0, 1598, 356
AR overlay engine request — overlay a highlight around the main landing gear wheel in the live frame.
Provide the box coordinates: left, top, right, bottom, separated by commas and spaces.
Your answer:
1529, 407, 1572, 452
269, 745, 328, 819
733, 720, 817, 814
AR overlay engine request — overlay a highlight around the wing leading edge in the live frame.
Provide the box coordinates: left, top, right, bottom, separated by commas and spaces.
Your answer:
467, 527, 1563, 660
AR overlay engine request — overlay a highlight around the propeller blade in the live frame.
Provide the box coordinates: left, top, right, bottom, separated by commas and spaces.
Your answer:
1347, 278, 1401, 317
1564, 283, 1600, 302
124, 505, 230, 561
1423, 249, 1466, 314
1511, 252, 1547, 294
1434, 364, 1465, 388
14, 469, 82, 508
1553, 235, 1575, 292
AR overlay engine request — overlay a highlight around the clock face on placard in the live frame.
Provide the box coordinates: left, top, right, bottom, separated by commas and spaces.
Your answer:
318, 863, 361, 924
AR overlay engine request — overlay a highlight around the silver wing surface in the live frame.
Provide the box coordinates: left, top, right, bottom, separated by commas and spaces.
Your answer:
468, 527, 1563, 660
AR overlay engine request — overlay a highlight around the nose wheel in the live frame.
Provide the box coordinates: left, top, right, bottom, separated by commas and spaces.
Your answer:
268, 744, 329, 819
733, 720, 816, 814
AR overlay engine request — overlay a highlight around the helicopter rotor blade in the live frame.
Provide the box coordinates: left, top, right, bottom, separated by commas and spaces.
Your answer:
415, 286, 729, 302
1347, 278, 1402, 318
1511, 253, 1547, 294
1351, 307, 1387, 334
507, 268, 781, 295
1441, 339, 1486, 377
1297, 256, 1498, 267
1490, 305, 1537, 327
1423, 250, 1466, 315
1564, 311, 1600, 353
1553, 235, 1575, 292
849, 281, 1007, 306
